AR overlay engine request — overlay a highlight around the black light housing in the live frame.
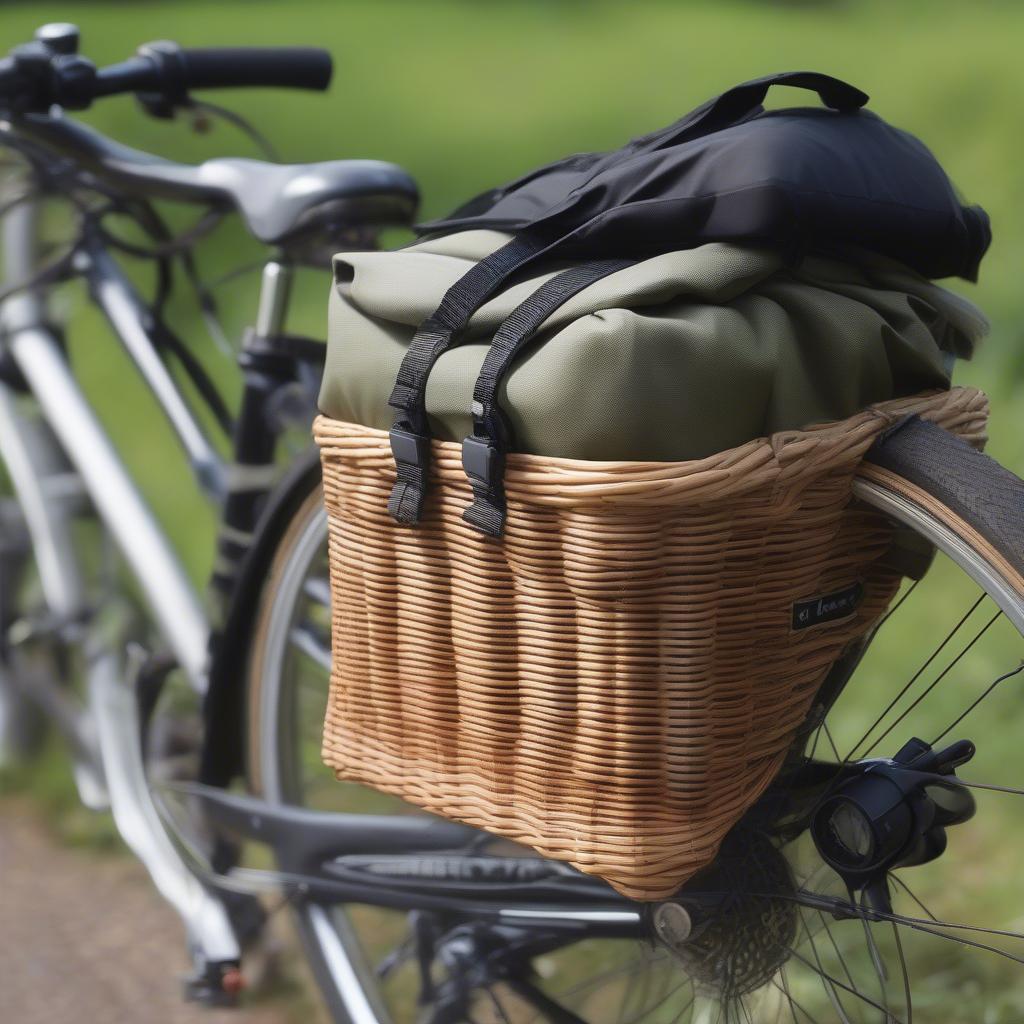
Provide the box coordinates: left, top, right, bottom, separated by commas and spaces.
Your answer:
812, 737, 975, 910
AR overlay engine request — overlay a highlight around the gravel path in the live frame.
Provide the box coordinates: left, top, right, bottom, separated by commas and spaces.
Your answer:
0, 802, 294, 1024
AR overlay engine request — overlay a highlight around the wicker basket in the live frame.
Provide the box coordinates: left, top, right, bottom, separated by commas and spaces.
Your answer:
315, 387, 988, 899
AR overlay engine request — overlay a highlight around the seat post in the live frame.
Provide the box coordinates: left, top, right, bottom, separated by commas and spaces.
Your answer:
210, 258, 297, 606
253, 259, 294, 340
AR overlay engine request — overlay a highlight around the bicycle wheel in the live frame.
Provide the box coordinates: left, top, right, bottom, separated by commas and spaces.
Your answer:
246, 424, 1024, 1024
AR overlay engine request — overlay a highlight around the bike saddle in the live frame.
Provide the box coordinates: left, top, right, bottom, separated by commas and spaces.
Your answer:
185, 157, 420, 243
20, 114, 420, 244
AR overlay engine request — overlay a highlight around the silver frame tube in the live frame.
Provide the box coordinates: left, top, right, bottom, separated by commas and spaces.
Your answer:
255, 260, 293, 337
0, 186, 239, 967
6, 320, 211, 687
85, 244, 225, 501
0, 387, 84, 619
0, 196, 85, 620
88, 642, 239, 963
1, 199, 210, 689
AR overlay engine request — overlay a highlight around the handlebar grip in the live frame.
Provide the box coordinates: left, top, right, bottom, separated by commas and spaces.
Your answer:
175, 47, 333, 92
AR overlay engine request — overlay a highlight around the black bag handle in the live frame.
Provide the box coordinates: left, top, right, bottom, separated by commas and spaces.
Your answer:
461, 258, 636, 537
633, 71, 869, 152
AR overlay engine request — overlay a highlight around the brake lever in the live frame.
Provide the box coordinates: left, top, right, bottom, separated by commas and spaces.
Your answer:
134, 40, 188, 120
135, 91, 186, 121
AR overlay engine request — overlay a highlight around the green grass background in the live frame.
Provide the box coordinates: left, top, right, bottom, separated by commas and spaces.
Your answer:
4, 0, 1024, 1017
4, 0, 1024, 582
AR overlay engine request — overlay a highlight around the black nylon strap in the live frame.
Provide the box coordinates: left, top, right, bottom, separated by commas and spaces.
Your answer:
461, 258, 636, 537
386, 232, 550, 524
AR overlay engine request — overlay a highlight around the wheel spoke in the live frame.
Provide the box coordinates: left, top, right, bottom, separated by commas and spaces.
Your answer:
786, 946, 901, 1022
798, 916, 854, 1024
619, 972, 693, 1024
554, 951, 665, 1002
289, 622, 332, 672
616, 950, 657, 1024
859, 909, 889, 988
891, 922, 912, 1024
860, 609, 1001, 757
773, 970, 821, 1024
844, 594, 985, 761
886, 918, 1024, 965
888, 874, 938, 923
302, 574, 332, 608
874, 579, 920, 635
615, 955, 643, 1024
821, 722, 842, 763
932, 661, 1024, 745
792, 889, 1024, 944
815, 909, 859, 992
738, 996, 754, 1024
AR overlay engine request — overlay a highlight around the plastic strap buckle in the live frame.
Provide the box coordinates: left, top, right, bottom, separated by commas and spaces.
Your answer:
461, 435, 507, 538
390, 425, 430, 470
461, 435, 504, 488
387, 426, 431, 524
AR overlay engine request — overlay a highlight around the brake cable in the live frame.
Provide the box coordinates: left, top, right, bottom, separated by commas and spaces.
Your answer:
96, 204, 226, 261
0, 53, 306, 440
184, 98, 280, 162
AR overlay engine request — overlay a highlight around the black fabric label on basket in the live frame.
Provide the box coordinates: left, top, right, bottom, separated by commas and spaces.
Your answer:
791, 582, 864, 631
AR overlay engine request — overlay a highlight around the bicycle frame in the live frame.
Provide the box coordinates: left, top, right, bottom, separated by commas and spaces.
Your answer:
0, 118, 645, 1010
0, 183, 257, 966
3, 199, 211, 680
0, 139, 328, 955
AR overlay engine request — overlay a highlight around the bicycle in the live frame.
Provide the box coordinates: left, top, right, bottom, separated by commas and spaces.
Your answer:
2, 21, 1024, 1024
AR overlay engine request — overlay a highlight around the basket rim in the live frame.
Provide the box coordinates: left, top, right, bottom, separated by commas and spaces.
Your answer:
315, 386, 988, 509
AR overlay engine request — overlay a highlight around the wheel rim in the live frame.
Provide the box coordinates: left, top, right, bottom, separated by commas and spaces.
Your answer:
250, 482, 1024, 1024
249, 492, 396, 1024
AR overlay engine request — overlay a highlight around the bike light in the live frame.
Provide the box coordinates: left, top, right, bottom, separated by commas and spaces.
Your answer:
827, 800, 873, 860
811, 737, 975, 907
813, 780, 914, 873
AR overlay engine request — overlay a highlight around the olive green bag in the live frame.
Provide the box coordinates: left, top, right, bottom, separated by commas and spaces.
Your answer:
319, 229, 986, 466
314, 231, 990, 897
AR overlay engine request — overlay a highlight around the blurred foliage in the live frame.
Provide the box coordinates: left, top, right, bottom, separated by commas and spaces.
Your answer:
3, 0, 1023, 582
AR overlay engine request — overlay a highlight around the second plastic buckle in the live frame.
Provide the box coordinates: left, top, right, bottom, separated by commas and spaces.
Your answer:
461, 435, 503, 488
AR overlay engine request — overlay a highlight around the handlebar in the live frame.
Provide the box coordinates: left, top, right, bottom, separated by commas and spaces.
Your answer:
0, 25, 333, 115
100, 45, 334, 97
169, 46, 332, 91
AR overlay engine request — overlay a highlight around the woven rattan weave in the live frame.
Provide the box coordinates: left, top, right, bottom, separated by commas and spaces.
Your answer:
315, 387, 987, 899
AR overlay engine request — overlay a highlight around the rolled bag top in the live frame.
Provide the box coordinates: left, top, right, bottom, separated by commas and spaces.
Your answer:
320, 230, 988, 465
